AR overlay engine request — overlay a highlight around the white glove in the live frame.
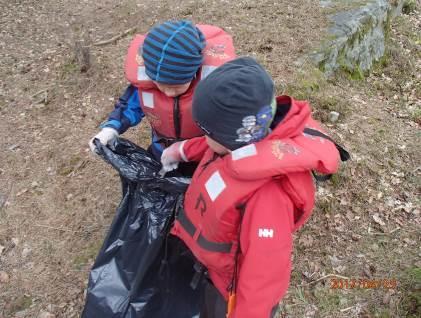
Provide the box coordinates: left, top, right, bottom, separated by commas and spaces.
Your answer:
89, 127, 119, 153
160, 141, 188, 173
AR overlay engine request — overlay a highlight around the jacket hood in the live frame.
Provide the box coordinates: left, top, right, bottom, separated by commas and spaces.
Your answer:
223, 96, 341, 229
225, 96, 340, 180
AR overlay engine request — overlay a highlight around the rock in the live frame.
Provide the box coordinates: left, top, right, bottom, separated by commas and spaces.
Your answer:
333, 265, 347, 273
0, 271, 10, 283
14, 310, 28, 318
383, 289, 395, 305
311, 0, 404, 76
351, 233, 361, 241
39, 311, 56, 318
320, 0, 333, 8
17, 62, 31, 74
329, 111, 340, 122
304, 304, 318, 318
21, 247, 31, 258
0, 244, 5, 255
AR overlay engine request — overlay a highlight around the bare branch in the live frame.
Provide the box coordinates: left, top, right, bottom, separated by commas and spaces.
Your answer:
93, 27, 136, 46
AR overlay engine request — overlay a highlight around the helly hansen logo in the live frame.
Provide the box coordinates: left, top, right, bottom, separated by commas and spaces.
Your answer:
258, 228, 274, 238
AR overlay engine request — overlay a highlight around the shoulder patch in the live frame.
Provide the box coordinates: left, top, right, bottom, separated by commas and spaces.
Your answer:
137, 66, 150, 81
231, 144, 257, 161
271, 140, 300, 160
201, 65, 217, 80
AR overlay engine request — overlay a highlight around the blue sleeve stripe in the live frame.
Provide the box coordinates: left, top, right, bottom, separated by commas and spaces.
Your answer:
151, 133, 164, 151
151, 132, 164, 157
123, 89, 144, 125
100, 119, 122, 130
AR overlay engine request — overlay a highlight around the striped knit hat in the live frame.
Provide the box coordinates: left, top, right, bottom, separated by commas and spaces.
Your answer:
142, 20, 206, 84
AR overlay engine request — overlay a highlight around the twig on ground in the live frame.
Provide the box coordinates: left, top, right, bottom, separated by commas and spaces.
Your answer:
389, 227, 401, 234
0, 182, 12, 212
340, 306, 354, 312
300, 273, 349, 286
31, 89, 48, 98
67, 160, 88, 177
93, 27, 136, 46
31, 85, 55, 99
34, 224, 79, 234
31, 88, 49, 107
32, 92, 48, 106
371, 227, 401, 236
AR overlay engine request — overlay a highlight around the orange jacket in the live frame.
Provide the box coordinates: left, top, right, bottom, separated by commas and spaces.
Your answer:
124, 25, 236, 140
171, 96, 341, 317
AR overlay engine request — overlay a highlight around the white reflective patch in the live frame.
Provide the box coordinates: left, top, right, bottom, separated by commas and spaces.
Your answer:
201, 65, 217, 79
231, 144, 257, 161
205, 171, 226, 202
137, 66, 150, 81
142, 92, 154, 108
258, 228, 274, 238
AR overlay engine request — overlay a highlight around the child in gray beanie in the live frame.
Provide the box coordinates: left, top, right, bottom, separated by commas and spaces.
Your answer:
161, 57, 344, 317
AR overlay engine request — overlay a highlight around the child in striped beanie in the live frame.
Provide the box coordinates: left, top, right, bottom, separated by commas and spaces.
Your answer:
90, 20, 236, 174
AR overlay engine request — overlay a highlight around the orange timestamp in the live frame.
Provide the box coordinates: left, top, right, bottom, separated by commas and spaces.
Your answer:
330, 278, 397, 289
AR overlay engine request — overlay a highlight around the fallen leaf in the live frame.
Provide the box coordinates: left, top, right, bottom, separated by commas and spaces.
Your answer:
372, 213, 386, 226
39, 311, 55, 318
383, 290, 395, 305
351, 234, 361, 241
299, 234, 314, 248
0, 271, 10, 283
363, 266, 372, 278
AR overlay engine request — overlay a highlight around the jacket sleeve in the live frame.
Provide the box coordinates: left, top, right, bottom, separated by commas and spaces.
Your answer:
232, 182, 294, 318
100, 84, 145, 134
181, 136, 209, 162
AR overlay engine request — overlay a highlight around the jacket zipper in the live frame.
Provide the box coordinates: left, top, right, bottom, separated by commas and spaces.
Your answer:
173, 97, 181, 140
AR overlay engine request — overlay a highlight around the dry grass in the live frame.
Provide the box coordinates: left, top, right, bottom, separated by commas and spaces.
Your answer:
0, 1, 419, 317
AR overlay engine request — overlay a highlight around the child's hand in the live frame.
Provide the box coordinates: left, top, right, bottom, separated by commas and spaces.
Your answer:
160, 141, 187, 173
89, 127, 119, 154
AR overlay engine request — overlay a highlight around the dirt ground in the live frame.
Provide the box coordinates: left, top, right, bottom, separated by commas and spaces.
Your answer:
0, 1, 419, 317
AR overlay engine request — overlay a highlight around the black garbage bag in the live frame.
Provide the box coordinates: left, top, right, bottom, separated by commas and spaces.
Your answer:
82, 138, 205, 318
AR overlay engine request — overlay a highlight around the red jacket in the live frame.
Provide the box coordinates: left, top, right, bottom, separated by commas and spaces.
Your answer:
124, 25, 236, 140
171, 96, 341, 318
